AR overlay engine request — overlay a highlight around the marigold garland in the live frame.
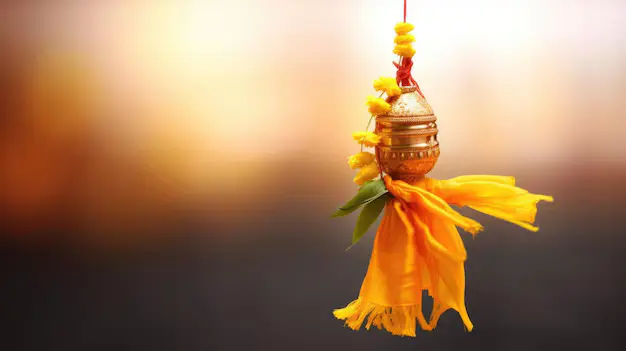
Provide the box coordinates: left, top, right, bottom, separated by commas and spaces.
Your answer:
366, 96, 391, 115
348, 152, 376, 170
352, 131, 381, 147
394, 34, 415, 45
393, 44, 416, 58
394, 22, 414, 35
353, 163, 380, 186
373, 77, 401, 97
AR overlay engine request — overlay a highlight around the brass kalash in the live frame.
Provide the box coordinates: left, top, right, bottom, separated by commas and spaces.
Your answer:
375, 86, 439, 183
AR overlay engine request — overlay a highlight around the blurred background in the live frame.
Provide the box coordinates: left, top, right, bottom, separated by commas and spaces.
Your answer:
1, 0, 625, 350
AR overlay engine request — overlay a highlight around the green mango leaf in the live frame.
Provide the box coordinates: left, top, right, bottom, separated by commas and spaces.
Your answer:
332, 179, 388, 218
352, 193, 389, 245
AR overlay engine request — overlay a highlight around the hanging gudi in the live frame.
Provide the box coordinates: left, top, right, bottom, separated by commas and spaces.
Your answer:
332, 5, 553, 337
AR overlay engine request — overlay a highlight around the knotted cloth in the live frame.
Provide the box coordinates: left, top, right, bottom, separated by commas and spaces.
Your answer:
333, 175, 553, 336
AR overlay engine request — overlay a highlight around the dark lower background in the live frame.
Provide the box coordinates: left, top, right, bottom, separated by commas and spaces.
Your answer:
1, 159, 625, 351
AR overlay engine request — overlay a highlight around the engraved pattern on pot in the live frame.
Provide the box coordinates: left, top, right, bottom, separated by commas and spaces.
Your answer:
375, 86, 439, 182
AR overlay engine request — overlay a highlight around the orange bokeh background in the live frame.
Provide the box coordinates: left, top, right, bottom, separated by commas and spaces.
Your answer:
1, 0, 624, 245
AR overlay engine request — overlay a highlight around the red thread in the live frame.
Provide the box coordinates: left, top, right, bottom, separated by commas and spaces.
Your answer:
403, 0, 407, 22
395, 0, 424, 97
394, 58, 424, 97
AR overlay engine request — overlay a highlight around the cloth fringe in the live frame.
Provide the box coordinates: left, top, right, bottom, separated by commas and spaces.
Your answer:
333, 298, 442, 337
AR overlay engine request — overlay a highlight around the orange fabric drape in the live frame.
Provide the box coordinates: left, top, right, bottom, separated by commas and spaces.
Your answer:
334, 175, 553, 336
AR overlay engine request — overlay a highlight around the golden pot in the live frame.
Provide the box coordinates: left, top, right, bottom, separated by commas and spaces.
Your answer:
375, 86, 439, 183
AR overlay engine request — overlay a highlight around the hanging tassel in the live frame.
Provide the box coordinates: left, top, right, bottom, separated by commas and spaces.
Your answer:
334, 175, 553, 335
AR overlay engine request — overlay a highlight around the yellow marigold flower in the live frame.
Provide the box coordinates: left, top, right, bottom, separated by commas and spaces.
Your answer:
394, 34, 415, 45
354, 163, 380, 186
352, 131, 381, 147
395, 22, 415, 35
366, 96, 391, 115
373, 77, 401, 97
393, 44, 416, 58
348, 152, 376, 170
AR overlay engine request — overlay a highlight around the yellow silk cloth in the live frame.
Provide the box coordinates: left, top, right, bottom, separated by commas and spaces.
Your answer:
334, 175, 553, 336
